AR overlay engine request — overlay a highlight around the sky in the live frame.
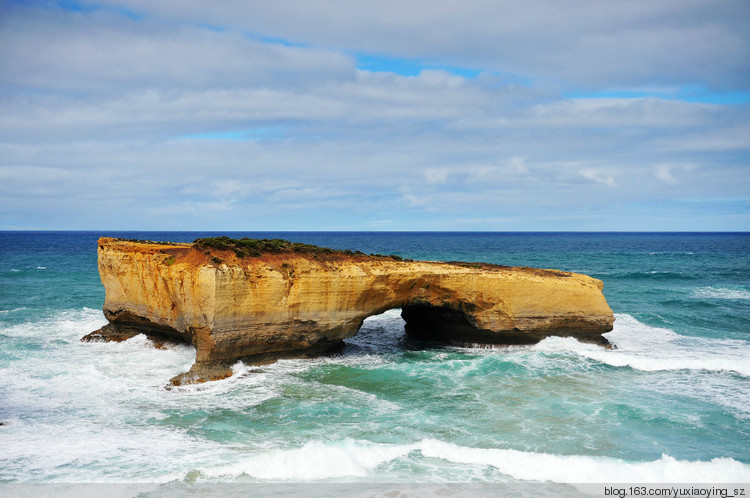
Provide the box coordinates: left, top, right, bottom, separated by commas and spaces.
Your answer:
1, 0, 749, 231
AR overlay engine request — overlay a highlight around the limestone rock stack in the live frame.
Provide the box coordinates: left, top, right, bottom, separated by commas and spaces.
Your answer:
84, 237, 615, 384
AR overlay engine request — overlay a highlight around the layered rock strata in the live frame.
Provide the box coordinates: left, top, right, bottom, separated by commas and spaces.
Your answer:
84, 237, 615, 384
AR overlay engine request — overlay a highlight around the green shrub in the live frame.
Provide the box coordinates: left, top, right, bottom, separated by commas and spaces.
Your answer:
193, 237, 412, 261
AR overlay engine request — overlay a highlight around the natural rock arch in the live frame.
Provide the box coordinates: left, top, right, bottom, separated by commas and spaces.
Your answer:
85, 238, 615, 385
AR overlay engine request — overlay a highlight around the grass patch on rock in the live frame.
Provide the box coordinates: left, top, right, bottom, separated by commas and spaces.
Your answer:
193, 236, 410, 261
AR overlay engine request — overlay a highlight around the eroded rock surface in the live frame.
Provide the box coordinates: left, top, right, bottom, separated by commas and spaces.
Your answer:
84, 237, 615, 384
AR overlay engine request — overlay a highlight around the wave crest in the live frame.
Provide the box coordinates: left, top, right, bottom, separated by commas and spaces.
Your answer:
198, 439, 416, 480
195, 438, 750, 483
692, 287, 750, 300
533, 314, 750, 377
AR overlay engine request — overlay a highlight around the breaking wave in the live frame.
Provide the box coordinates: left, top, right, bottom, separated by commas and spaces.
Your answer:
532, 314, 750, 377
692, 286, 750, 300
195, 438, 750, 483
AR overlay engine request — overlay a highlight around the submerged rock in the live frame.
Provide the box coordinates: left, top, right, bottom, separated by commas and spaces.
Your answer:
84, 237, 615, 384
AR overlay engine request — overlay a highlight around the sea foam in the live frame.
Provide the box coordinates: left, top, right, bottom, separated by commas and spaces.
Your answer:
533, 314, 750, 377
3, 306, 749, 483
0, 307, 28, 314
195, 438, 750, 483
419, 439, 750, 483
199, 439, 416, 480
692, 286, 750, 300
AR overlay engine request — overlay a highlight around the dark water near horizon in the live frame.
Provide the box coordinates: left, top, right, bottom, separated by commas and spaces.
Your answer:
1, 231, 749, 487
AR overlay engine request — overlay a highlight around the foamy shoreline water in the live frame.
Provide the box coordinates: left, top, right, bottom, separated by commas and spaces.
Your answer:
1, 307, 748, 483
1, 232, 748, 485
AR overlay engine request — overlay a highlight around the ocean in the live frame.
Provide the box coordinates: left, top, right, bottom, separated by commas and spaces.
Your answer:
1, 232, 749, 494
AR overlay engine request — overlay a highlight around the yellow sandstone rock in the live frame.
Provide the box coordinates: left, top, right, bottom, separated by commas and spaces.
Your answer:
83, 237, 614, 384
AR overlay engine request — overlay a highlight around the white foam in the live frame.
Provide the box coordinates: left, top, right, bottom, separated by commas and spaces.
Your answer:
195, 438, 750, 483
0, 309, 228, 481
0, 415, 225, 482
532, 314, 750, 377
199, 439, 418, 480
222, 358, 404, 414
418, 439, 750, 483
1, 307, 107, 340
3, 307, 749, 482
0, 307, 28, 314
649, 251, 694, 255
692, 286, 750, 300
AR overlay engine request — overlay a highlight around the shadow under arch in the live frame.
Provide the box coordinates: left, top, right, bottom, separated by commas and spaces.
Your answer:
344, 299, 492, 352
347, 298, 595, 353
337, 305, 476, 359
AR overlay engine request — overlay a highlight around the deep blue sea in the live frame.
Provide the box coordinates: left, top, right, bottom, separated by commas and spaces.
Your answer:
1, 232, 749, 490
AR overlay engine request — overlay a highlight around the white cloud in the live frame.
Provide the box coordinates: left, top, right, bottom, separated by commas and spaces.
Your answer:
0, 1, 747, 230
508, 156, 529, 175
424, 168, 449, 184
655, 165, 677, 185
579, 169, 617, 187
74, 0, 750, 91
0, 9, 354, 92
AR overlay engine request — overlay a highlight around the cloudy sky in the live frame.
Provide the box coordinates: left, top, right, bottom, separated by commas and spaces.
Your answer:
1, 0, 749, 230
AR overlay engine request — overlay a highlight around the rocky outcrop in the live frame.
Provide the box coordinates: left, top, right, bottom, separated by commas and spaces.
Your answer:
84, 237, 615, 384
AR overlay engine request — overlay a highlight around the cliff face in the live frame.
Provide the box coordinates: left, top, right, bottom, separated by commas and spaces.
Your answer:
85, 238, 615, 384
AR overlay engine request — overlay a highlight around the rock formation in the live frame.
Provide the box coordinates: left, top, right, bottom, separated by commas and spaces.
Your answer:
84, 237, 615, 384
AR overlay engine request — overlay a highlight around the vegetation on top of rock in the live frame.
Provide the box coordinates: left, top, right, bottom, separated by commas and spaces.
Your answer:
193, 236, 410, 261
193, 236, 335, 258
120, 238, 178, 245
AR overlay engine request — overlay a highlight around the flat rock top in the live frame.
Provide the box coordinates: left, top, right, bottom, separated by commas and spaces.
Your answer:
94, 236, 614, 385
98, 237, 584, 282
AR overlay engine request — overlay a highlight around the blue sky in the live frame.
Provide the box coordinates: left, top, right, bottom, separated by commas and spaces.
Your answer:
1, 0, 749, 230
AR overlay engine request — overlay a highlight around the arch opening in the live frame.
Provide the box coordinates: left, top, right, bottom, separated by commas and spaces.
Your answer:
343, 308, 407, 354
345, 303, 485, 354
400, 303, 480, 345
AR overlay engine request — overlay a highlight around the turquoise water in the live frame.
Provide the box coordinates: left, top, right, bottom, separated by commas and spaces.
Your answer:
1, 232, 749, 484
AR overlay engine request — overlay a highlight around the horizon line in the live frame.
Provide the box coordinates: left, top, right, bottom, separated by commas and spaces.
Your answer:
1, 229, 748, 234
